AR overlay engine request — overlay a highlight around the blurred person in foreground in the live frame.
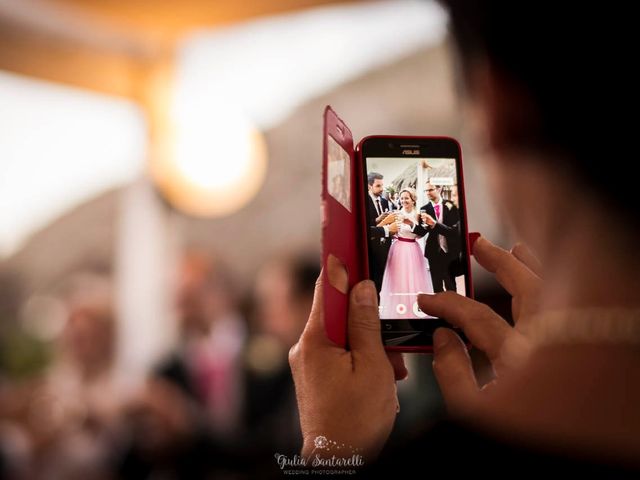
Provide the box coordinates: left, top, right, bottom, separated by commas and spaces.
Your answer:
243, 254, 320, 455
164, 250, 246, 437
118, 250, 246, 478
10, 272, 123, 479
289, 1, 639, 476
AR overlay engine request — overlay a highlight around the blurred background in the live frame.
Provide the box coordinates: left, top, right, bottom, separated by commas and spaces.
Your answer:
0, 0, 510, 477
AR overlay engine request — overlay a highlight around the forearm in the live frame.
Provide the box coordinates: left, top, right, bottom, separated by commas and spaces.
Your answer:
369, 226, 391, 239
432, 222, 455, 236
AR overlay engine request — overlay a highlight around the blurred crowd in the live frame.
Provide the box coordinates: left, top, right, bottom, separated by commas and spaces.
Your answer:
0, 249, 444, 479
0, 251, 318, 479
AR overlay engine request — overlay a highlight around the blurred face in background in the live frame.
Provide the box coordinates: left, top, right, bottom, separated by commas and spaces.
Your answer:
254, 262, 310, 348
63, 305, 114, 375
451, 186, 459, 207
177, 253, 232, 337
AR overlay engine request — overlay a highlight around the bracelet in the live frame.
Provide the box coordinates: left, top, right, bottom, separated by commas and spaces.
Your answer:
526, 307, 640, 348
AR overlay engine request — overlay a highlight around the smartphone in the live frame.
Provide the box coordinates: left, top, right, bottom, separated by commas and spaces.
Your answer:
357, 136, 473, 351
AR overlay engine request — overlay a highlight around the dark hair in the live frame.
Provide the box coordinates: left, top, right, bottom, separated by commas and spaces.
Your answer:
290, 255, 321, 300
439, 1, 635, 214
368, 172, 383, 186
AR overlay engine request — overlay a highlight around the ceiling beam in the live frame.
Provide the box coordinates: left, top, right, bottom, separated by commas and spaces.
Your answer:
45, 0, 357, 39
0, 0, 361, 97
0, 0, 159, 98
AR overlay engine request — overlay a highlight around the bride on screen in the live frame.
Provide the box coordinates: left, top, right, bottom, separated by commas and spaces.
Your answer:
377, 188, 434, 318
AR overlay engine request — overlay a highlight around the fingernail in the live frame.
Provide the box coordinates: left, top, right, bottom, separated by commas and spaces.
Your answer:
417, 293, 434, 310
354, 281, 376, 306
433, 328, 450, 350
476, 235, 487, 244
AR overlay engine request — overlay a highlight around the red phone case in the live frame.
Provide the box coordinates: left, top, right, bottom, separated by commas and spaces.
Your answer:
322, 106, 365, 348
322, 106, 478, 351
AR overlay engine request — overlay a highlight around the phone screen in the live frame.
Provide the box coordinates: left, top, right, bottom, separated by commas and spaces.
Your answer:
361, 138, 470, 347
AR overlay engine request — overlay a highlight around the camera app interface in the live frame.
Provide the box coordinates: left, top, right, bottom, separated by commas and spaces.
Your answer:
365, 157, 466, 320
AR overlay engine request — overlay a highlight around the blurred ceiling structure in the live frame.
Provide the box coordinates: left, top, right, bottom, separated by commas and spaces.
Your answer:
1, 0, 449, 254
46, 0, 358, 38
3, 0, 420, 226
0, 0, 361, 98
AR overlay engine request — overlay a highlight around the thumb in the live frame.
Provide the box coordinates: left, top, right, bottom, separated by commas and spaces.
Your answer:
348, 280, 384, 355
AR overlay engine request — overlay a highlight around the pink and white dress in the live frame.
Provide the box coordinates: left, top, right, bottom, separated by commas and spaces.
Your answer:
379, 209, 434, 319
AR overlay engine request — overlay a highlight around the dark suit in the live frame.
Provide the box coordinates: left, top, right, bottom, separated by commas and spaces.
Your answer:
413, 200, 461, 292
366, 194, 392, 293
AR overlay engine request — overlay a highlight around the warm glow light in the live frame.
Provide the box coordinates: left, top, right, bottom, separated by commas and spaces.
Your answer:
151, 94, 268, 217
173, 100, 258, 191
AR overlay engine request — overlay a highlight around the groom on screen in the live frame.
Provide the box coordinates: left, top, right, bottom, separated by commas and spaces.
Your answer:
414, 181, 460, 292
366, 172, 398, 293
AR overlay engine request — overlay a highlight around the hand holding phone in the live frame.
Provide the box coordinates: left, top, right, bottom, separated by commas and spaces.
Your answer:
321, 106, 475, 351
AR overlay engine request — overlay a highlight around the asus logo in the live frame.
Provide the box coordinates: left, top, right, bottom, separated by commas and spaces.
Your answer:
402, 149, 420, 155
